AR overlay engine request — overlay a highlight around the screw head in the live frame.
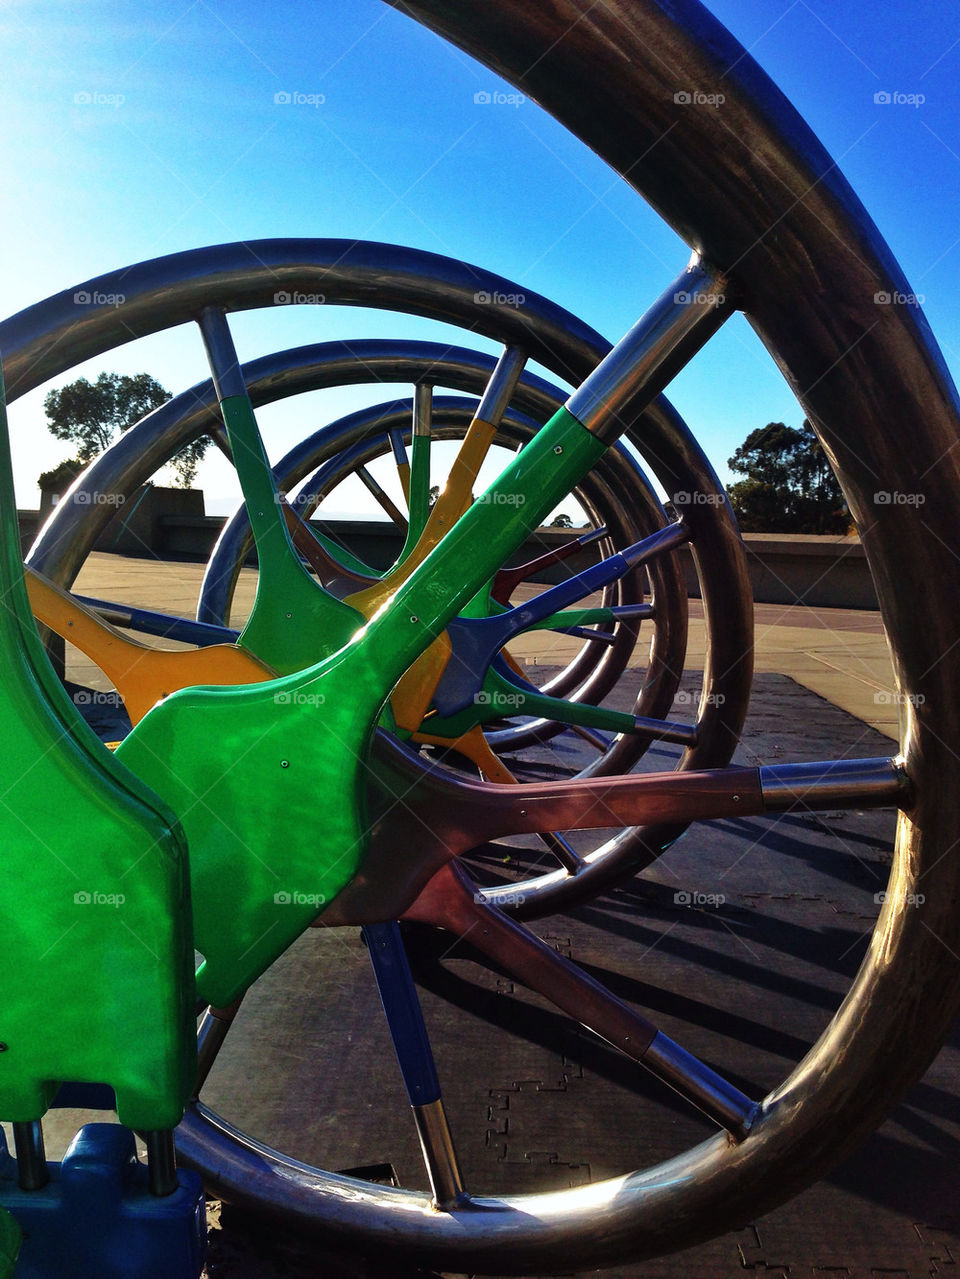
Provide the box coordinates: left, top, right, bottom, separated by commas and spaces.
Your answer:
553, 445, 563, 454
280, 760, 290, 769
410, 614, 419, 624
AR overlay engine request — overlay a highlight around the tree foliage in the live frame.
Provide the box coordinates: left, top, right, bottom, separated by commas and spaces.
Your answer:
727, 421, 849, 534
550, 513, 573, 529
43, 372, 209, 487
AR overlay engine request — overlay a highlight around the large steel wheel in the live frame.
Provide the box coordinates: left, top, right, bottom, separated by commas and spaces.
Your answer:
175, 0, 960, 1269
7, 244, 752, 916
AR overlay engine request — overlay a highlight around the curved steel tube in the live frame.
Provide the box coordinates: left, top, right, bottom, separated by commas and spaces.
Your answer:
178, 0, 960, 1269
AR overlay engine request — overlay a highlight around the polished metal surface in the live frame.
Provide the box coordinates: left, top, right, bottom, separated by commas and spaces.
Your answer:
413, 382, 432, 436
198, 307, 247, 401
567, 260, 729, 443
411, 1099, 465, 1207
12, 1121, 47, 1191
180, 0, 960, 1268
760, 757, 908, 811
0, 239, 608, 402
8, 241, 751, 1260
145, 1129, 179, 1198
642, 1032, 757, 1140
475, 343, 526, 427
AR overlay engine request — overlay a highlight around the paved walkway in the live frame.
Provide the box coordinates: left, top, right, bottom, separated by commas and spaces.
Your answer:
18, 552, 953, 1279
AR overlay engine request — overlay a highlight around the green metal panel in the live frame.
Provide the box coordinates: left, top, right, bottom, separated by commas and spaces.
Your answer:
0, 376, 195, 1131
117, 407, 605, 1007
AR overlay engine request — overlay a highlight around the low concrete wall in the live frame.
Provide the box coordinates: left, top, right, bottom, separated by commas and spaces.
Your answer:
679, 534, 877, 610
16, 508, 879, 609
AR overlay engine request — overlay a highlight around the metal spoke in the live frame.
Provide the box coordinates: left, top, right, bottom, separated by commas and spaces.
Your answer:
195, 998, 244, 1094
12, 1121, 47, 1191
404, 383, 433, 549
363, 921, 464, 1207
404, 863, 756, 1138
539, 829, 585, 873
357, 464, 409, 531
475, 344, 527, 427
389, 427, 411, 506
566, 259, 730, 444
492, 524, 608, 605
325, 754, 909, 928
209, 423, 234, 461
571, 723, 611, 752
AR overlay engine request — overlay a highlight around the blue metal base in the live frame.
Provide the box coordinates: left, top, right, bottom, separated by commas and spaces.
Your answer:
0, 1125, 206, 1279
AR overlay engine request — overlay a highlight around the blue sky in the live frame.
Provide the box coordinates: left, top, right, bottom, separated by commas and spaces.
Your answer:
2, 0, 959, 515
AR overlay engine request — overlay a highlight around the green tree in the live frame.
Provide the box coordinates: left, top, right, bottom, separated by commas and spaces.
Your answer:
43, 372, 209, 487
549, 512, 573, 529
727, 421, 848, 534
